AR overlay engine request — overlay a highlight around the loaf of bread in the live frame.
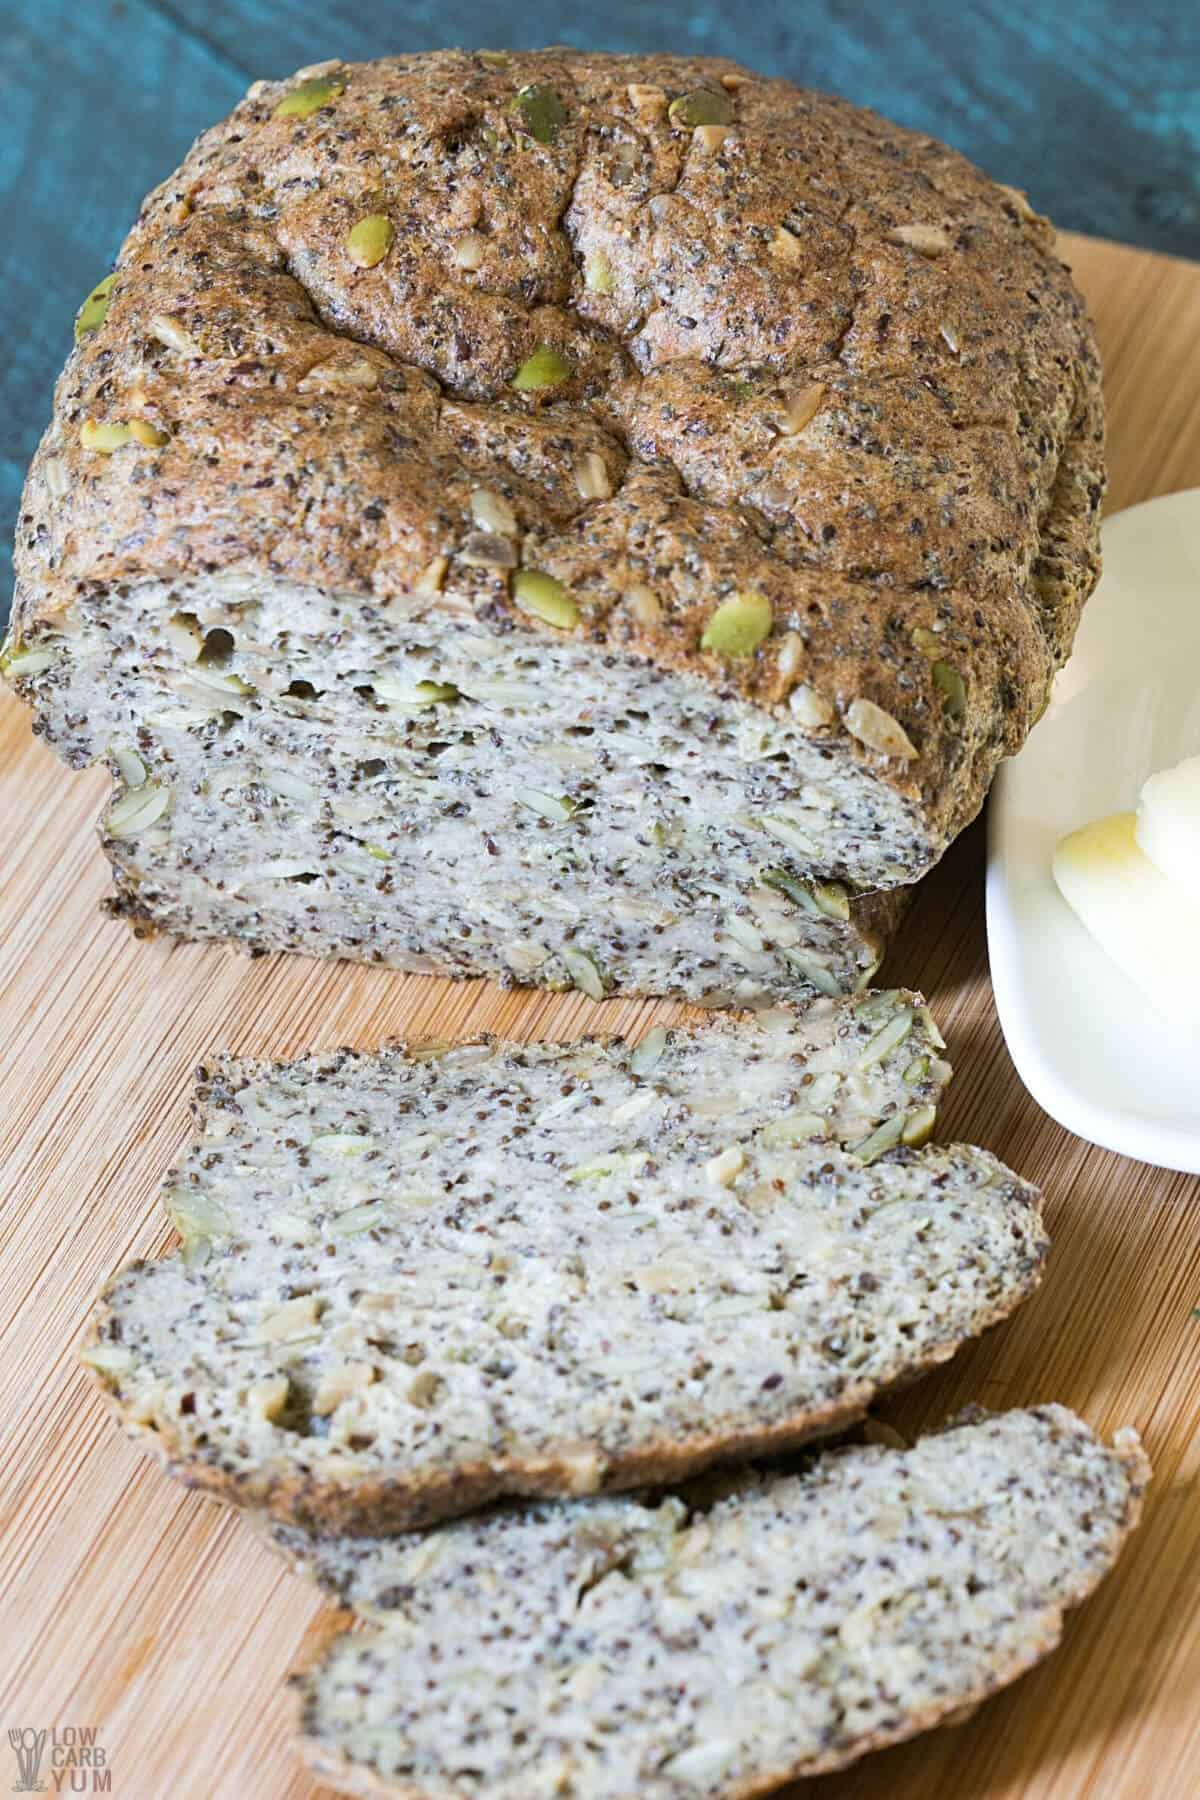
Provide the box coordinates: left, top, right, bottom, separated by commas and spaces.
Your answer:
6, 50, 1103, 1005
281, 1406, 1147, 1799
82, 995, 1047, 1533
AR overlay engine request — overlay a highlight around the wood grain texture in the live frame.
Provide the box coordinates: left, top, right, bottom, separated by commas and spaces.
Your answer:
1, 231, 1199, 1799
3, 3, 1199, 623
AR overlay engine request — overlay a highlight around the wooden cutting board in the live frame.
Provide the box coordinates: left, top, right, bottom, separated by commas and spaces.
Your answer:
2, 231, 1198, 1800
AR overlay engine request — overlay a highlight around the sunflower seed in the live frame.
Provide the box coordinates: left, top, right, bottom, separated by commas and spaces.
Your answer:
844, 698, 918, 760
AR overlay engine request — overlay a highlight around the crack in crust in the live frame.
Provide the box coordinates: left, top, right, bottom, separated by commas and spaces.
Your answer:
13, 49, 1105, 868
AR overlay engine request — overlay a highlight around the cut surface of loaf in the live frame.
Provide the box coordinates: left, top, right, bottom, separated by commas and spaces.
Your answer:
283, 1406, 1149, 1800
8, 50, 1103, 1004
83, 994, 1047, 1533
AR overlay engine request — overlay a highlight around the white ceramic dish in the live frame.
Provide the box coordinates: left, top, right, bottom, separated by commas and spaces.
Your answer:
986, 487, 1200, 1172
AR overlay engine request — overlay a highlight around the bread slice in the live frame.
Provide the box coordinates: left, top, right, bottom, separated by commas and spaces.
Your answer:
8, 49, 1104, 1006
15, 566, 910, 1005
82, 993, 1047, 1534
283, 1406, 1148, 1800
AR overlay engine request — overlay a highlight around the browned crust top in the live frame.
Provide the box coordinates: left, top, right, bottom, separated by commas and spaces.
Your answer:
14, 48, 1104, 850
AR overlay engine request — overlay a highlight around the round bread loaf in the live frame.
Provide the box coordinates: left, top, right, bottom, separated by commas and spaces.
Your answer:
7, 51, 1104, 1001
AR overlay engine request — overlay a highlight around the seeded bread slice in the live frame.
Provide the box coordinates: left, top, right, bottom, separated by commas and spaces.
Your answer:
282, 1406, 1148, 1800
82, 994, 1047, 1534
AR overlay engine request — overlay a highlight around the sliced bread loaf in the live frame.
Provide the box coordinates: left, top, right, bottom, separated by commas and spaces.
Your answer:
8, 50, 1104, 1005
82, 994, 1047, 1533
283, 1406, 1148, 1799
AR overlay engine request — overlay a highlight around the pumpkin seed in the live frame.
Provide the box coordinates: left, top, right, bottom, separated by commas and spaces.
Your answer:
104, 783, 170, 838
562, 946, 607, 1001
511, 344, 571, 391
80, 420, 133, 454
812, 881, 851, 922
334, 1200, 392, 1236
274, 73, 345, 119
700, 589, 772, 656
629, 1025, 669, 1075
902, 1104, 938, 1147
760, 813, 819, 858
851, 1113, 906, 1165
781, 949, 842, 998
668, 88, 733, 128
853, 954, 884, 991
514, 83, 567, 144
513, 569, 579, 629
0, 637, 56, 680
933, 661, 967, 721
760, 1110, 827, 1148
111, 744, 147, 790
760, 867, 820, 915
729, 912, 771, 960
346, 214, 395, 268
73, 272, 116, 344
129, 418, 170, 448
857, 1006, 914, 1069
585, 250, 614, 294
164, 1187, 230, 1266
918, 1004, 947, 1050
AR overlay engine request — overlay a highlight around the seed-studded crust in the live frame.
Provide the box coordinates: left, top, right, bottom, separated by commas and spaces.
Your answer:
12, 48, 1104, 872
283, 1409, 1149, 1800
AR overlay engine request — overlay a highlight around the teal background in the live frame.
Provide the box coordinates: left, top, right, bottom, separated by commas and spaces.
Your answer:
3, 1, 1197, 626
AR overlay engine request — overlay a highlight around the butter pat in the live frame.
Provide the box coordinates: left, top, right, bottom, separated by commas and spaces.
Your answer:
1136, 753, 1200, 904
1052, 811, 1200, 1020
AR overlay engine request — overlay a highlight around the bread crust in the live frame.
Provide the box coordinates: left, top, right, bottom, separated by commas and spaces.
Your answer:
12, 49, 1104, 872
